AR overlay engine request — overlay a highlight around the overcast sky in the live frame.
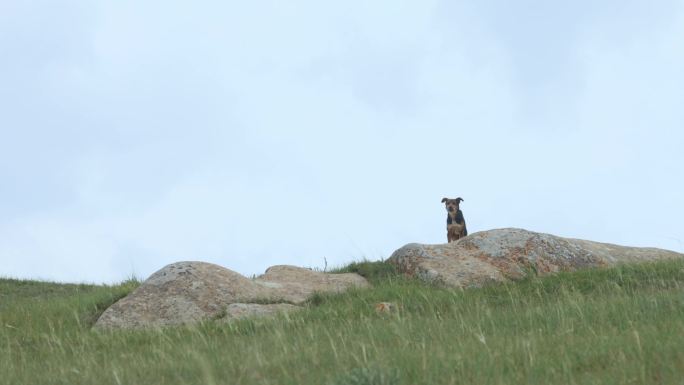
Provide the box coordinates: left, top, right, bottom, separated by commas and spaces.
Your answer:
1, 0, 683, 283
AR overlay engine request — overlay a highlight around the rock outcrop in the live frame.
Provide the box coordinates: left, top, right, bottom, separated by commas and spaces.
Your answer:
95, 228, 683, 328
94, 262, 369, 329
388, 228, 684, 288
222, 303, 301, 322
255, 265, 369, 303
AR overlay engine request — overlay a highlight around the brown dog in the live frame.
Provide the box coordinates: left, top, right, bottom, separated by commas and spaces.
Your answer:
442, 197, 467, 242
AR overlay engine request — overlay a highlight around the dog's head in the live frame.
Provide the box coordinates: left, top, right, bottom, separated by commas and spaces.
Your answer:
441, 197, 464, 215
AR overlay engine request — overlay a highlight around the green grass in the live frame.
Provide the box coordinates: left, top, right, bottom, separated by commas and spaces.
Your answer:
2, 260, 684, 385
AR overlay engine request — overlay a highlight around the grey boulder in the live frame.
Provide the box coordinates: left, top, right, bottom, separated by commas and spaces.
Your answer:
94, 261, 368, 329
388, 228, 684, 288
221, 303, 301, 322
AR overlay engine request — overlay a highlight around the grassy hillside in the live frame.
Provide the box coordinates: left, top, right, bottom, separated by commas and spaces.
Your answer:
2, 260, 684, 385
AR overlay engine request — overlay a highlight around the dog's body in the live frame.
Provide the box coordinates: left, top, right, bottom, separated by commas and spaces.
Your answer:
442, 197, 467, 242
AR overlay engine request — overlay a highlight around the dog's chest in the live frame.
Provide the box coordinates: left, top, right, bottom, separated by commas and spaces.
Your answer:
447, 210, 464, 225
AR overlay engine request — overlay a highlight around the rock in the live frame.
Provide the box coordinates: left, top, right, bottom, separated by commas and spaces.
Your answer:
388, 228, 684, 288
94, 262, 272, 329
222, 303, 301, 321
94, 262, 368, 329
255, 265, 370, 303
374, 302, 399, 314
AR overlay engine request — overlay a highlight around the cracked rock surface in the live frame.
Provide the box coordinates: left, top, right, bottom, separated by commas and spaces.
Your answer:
388, 228, 684, 288
94, 262, 368, 329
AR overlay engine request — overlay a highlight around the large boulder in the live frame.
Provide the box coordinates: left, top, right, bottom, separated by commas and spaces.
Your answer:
221, 303, 301, 322
388, 228, 684, 288
255, 265, 370, 303
94, 262, 369, 329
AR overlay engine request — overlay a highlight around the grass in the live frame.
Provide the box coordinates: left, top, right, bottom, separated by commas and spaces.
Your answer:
2, 260, 684, 384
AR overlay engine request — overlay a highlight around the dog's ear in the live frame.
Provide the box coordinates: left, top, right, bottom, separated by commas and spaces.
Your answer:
441, 197, 448, 203
456, 197, 464, 203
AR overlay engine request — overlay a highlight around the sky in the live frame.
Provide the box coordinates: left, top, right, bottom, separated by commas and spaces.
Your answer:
1, 0, 683, 284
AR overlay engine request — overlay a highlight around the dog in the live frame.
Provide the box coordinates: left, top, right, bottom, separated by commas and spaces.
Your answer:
442, 197, 467, 242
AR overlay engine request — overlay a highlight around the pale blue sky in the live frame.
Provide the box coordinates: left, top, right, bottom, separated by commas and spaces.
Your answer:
1, 0, 683, 283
